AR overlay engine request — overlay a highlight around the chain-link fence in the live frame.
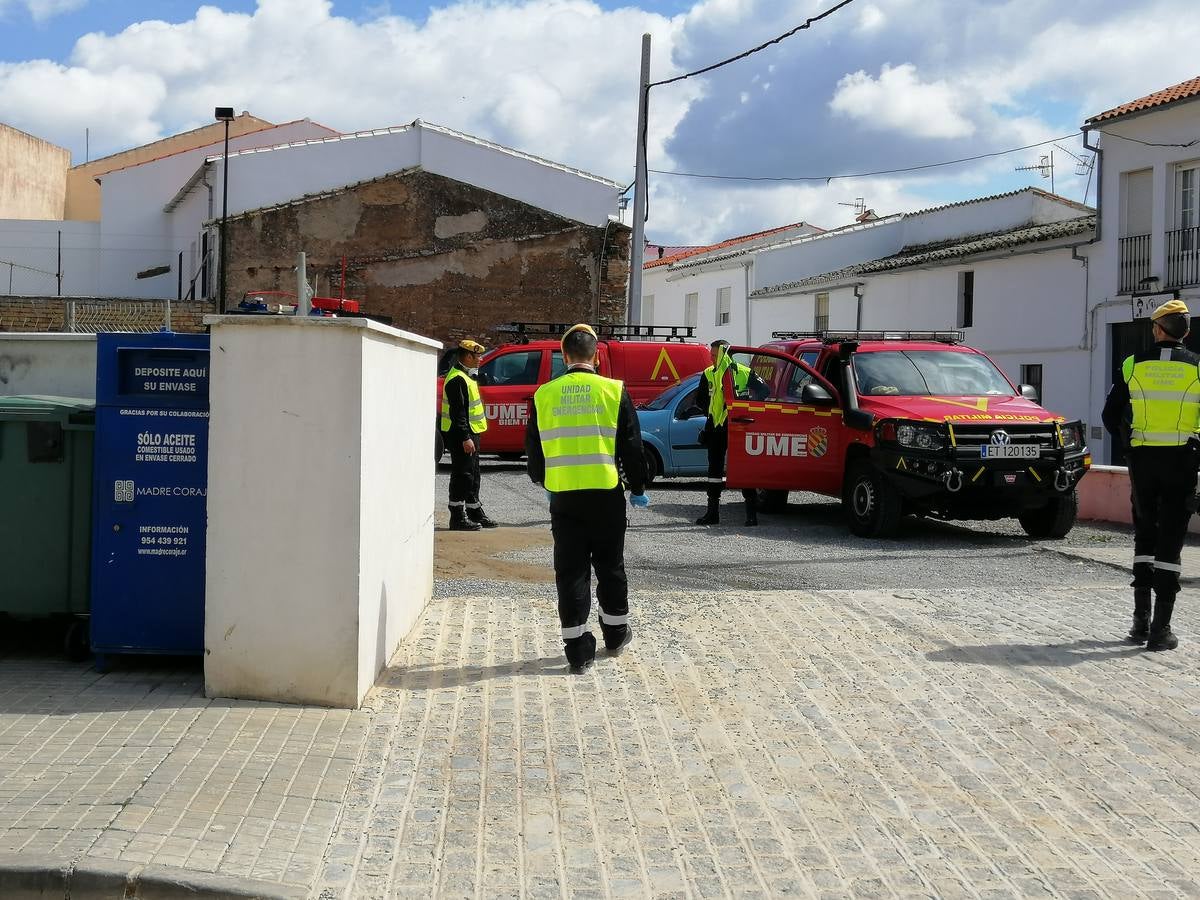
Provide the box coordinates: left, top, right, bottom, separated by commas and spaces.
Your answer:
65, 299, 175, 333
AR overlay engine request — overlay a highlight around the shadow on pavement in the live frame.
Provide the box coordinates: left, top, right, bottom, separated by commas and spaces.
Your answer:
926, 638, 1144, 668
385, 655, 569, 689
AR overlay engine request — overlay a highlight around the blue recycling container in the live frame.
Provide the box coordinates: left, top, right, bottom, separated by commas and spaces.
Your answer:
90, 333, 210, 669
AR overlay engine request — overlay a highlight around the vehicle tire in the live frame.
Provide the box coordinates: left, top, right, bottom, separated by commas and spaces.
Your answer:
64, 618, 90, 662
643, 447, 661, 485
434, 429, 444, 463
844, 462, 903, 538
1018, 490, 1078, 540
757, 489, 788, 513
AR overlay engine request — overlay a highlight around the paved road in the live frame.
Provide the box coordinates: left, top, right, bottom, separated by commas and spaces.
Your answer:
3, 464, 1200, 899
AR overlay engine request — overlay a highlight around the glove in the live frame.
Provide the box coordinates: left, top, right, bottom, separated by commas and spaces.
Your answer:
629, 493, 650, 509
545, 488, 553, 504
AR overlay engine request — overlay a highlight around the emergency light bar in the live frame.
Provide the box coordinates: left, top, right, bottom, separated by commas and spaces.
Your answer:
771, 329, 964, 344
497, 322, 697, 343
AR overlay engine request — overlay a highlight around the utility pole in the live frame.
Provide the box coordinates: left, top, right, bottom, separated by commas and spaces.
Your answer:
296, 252, 311, 317
627, 33, 651, 328
215, 107, 234, 312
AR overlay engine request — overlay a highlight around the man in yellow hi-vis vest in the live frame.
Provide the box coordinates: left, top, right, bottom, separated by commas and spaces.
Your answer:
441, 339, 497, 531
695, 339, 765, 526
1103, 299, 1200, 651
526, 324, 648, 673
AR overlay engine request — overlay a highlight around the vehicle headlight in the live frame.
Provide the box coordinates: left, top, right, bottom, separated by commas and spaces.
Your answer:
894, 422, 945, 450
1059, 421, 1083, 451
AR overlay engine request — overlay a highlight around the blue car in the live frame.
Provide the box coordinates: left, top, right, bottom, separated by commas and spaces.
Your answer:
637, 373, 708, 482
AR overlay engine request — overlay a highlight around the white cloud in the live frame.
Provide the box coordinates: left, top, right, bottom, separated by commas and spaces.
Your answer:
856, 4, 885, 33
2, 0, 700, 184
0, 0, 85, 21
830, 63, 976, 140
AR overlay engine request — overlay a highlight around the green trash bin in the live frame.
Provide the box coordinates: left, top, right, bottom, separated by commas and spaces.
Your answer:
0, 395, 96, 658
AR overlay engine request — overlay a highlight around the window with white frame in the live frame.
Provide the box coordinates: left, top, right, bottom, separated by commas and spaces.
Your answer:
1170, 162, 1200, 284
1020, 364, 1043, 404
1177, 162, 1200, 231
684, 292, 699, 328
957, 271, 974, 328
641, 294, 655, 326
814, 292, 830, 331
716, 287, 731, 326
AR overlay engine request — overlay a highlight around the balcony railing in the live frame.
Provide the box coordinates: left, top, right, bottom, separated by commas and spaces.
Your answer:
1166, 226, 1200, 288
1119, 233, 1151, 293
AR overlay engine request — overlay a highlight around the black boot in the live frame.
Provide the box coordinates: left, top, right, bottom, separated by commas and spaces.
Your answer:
467, 506, 498, 528
695, 495, 719, 526
566, 632, 597, 674
744, 496, 758, 527
449, 506, 481, 532
1127, 588, 1151, 643
1146, 595, 1179, 651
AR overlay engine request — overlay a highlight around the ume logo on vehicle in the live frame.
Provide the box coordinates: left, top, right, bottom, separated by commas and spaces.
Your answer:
745, 433, 808, 458
486, 403, 529, 427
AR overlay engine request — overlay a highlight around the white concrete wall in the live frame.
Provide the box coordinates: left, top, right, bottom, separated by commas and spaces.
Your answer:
204, 315, 440, 708
0, 333, 96, 398
98, 121, 335, 299
0, 220, 100, 296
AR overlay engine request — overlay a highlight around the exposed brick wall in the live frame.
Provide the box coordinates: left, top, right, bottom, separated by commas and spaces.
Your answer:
0, 296, 215, 333
225, 169, 630, 347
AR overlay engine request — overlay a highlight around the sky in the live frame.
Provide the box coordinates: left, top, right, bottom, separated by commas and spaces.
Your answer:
1, 0, 1198, 245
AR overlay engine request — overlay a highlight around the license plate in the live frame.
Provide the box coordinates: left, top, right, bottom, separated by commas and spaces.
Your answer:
980, 445, 1040, 459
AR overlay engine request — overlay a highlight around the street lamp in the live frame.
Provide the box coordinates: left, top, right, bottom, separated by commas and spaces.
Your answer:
215, 106, 235, 313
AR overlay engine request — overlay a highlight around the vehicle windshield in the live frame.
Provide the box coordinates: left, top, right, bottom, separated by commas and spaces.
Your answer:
642, 376, 698, 410
853, 350, 1014, 397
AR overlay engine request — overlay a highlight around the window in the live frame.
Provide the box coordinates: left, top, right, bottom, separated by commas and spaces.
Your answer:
550, 351, 568, 379
641, 294, 655, 326
478, 350, 542, 386
853, 350, 1013, 397
684, 292, 699, 328
1168, 162, 1200, 287
957, 271, 974, 328
716, 287, 731, 326
1020, 364, 1043, 404
814, 292, 830, 331
1178, 163, 1200, 231
1122, 169, 1153, 236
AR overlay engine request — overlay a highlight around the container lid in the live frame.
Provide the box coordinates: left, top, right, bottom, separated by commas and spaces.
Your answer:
0, 395, 96, 424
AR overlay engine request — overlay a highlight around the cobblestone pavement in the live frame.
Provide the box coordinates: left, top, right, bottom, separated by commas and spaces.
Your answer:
4, 465, 1200, 898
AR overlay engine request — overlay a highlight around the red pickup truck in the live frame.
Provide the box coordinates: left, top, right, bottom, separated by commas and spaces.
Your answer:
718, 331, 1091, 538
435, 324, 711, 459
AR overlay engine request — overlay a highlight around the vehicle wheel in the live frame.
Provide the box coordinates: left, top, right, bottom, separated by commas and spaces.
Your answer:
757, 489, 788, 513
64, 618, 90, 662
434, 429, 444, 463
643, 447, 660, 484
1018, 490, 1078, 540
844, 462, 903, 538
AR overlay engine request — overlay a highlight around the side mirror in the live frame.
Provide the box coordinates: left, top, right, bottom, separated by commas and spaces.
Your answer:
1019, 383, 1039, 403
801, 382, 835, 405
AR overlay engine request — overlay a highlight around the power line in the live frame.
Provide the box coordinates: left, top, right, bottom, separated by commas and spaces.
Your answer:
647, 131, 1086, 183
649, 0, 858, 88
1095, 129, 1200, 149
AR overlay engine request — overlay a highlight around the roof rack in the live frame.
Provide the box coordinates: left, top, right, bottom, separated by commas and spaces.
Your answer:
771, 329, 964, 344
496, 322, 697, 344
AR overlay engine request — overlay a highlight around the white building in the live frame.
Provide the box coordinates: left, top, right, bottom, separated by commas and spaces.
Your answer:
640, 222, 823, 344
0, 119, 622, 302
1082, 74, 1200, 463
644, 189, 1094, 428
753, 191, 1095, 424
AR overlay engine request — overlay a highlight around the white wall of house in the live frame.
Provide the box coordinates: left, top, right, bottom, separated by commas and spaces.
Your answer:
0, 220, 99, 296
98, 121, 335, 299
643, 261, 753, 345
1084, 98, 1200, 462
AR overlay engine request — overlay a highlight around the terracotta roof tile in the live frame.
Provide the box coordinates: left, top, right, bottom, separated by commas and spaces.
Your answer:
644, 222, 820, 270
1086, 74, 1200, 125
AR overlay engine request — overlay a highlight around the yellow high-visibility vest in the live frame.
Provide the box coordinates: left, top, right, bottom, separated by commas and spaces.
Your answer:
1123, 349, 1200, 446
534, 370, 623, 492
704, 357, 751, 427
441, 367, 488, 434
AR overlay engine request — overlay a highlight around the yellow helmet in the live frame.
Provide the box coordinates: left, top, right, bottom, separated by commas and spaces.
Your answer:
560, 323, 597, 351
1152, 299, 1189, 321
458, 339, 486, 354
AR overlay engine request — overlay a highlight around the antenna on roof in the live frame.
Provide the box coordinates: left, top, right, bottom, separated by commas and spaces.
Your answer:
838, 197, 867, 218
1015, 151, 1055, 194
1053, 142, 1095, 178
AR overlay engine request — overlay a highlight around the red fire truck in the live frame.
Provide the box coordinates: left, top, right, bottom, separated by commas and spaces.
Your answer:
719, 331, 1091, 538
435, 323, 711, 459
